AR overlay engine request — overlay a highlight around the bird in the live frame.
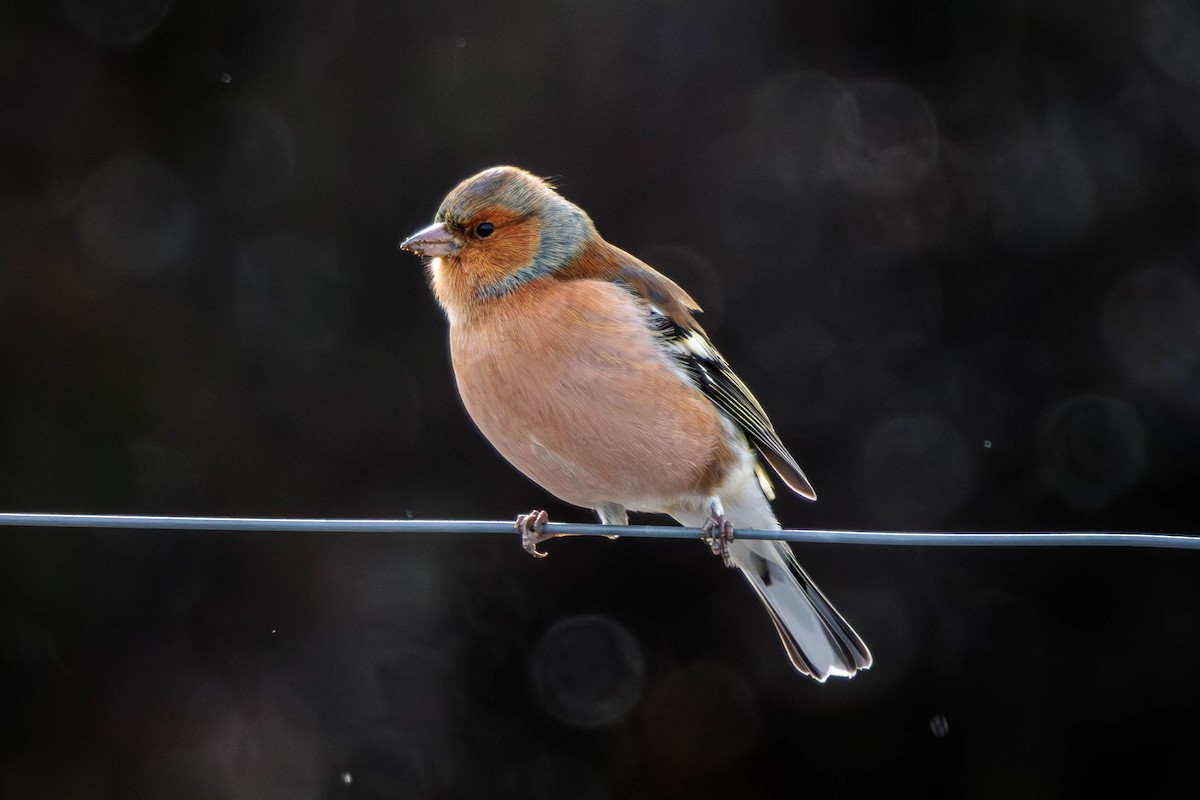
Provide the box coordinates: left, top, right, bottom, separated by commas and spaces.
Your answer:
399, 166, 871, 681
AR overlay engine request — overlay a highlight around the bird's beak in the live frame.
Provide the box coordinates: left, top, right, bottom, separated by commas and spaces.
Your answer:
399, 221, 460, 258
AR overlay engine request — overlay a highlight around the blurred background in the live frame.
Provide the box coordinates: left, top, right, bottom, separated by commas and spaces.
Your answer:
2, 0, 1200, 796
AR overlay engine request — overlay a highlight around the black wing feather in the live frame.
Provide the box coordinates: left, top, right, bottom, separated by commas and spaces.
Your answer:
646, 306, 817, 501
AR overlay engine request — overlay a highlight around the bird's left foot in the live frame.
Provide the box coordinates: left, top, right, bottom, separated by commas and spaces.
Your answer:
516, 509, 552, 558
701, 508, 735, 567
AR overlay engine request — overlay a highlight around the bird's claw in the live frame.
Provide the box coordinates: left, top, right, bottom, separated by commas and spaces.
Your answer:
701, 510, 735, 567
516, 509, 551, 558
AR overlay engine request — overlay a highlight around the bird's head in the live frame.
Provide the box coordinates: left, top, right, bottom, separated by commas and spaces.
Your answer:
400, 166, 594, 318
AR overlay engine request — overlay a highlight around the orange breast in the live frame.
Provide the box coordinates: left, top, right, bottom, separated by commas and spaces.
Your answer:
449, 279, 735, 510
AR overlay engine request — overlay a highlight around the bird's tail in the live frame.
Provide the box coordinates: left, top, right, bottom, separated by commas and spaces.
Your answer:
730, 538, 872, 682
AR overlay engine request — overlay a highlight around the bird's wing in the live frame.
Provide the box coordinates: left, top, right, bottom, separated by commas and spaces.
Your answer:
607, 254, 817, 501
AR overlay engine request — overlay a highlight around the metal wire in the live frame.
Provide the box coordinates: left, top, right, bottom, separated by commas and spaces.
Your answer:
0, 513, 1198, 549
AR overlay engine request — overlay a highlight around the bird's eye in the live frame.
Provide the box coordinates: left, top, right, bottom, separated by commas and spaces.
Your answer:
474, 222, 495, 238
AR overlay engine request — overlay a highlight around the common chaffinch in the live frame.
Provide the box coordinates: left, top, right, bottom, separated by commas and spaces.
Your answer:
400, 166, 870, 681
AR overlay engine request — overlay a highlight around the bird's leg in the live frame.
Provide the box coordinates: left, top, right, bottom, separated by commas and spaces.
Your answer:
595, 502, 627, 539
700, 498, 735, 567
516, 509, 552, 558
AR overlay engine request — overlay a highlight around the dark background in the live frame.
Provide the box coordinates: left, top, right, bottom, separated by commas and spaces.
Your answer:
3, 0, 1200, 797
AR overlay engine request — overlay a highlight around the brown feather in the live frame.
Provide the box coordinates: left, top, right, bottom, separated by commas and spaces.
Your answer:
422, 165, 816, 502
560, 236, 817, 501
557, 237, 705, 332
448, 278, 741, 507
